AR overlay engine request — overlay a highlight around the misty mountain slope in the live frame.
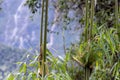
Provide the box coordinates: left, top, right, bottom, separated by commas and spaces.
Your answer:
0, 0, 40, 49
0, 43, 29, 79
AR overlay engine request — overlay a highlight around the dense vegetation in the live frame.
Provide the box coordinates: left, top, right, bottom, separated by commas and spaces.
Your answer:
6, 0, 120, 80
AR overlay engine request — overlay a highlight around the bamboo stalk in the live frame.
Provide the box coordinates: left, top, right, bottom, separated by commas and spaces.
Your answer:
41, 1, 45, 76
84, 0, 95, 80
39, 0, 45, 78
62, 29, 66, 54
115, 0, 118, 29
90, 0, 94, 39
85, 0, 89, 41
85, 0, 90, 80
115, 0, 119, 40
43, 0, 49, 77
40, 0, 45, 45
85, 67, 90, 80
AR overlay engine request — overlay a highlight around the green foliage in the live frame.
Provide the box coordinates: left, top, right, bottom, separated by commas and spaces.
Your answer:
6, 28, 120, 80
7, 73, 15, 80
25, 0, 41, 13
6, 50, 73, 80
72, 26, 120, 80
19, 62, 27, 73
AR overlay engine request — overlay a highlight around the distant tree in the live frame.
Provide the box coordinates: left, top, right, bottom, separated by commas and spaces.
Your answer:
25, 0, 41, 13
0, 0, 2, 10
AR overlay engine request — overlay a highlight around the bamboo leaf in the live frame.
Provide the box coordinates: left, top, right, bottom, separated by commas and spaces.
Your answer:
7, 73, 15, 80
19, 62, 27, 73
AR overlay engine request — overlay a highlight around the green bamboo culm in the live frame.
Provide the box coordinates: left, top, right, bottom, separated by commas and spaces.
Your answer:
85, 0, 89, 41
85, 0, 90, 80
90, 0, 94, 39
115, 0, 118, 29
115, 0, 120, 40
84, 0, 95, 80
43, 0, 49, 77
39, 0, 49, 78
40, 0, 45, 45
39, 0, 45, 78
85, 67, 91, 80
41, 0, 45, 78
